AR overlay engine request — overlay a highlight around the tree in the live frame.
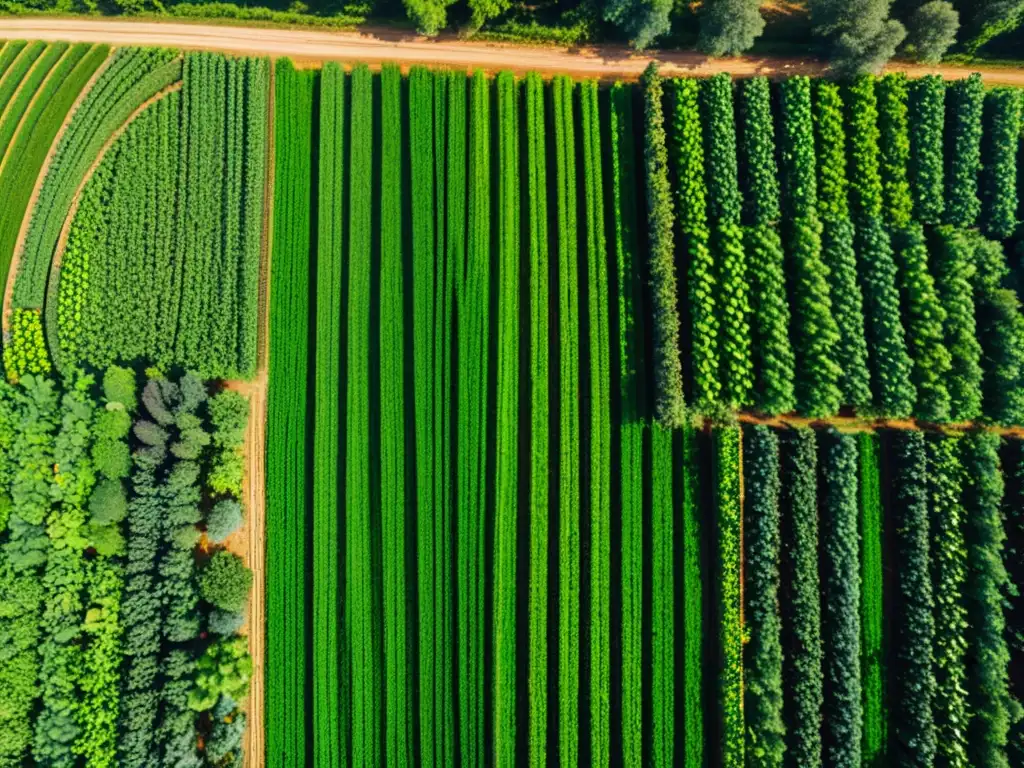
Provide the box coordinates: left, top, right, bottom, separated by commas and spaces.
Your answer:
207, 499, 243, 544
605, 0, 674, 50
698, 0, 766, 56
958, 0, 1024, 53
904, 1, 960, 62
188, 637, 253, 712
403, 0, 448, 35
102, 364, 136, 410
810, 0, 907, 74
200, 551, 253, 613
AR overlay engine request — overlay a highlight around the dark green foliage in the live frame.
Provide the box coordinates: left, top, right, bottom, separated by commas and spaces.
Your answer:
969, 234, 1024, 425
904, 1, 960, 62
813, 81, 851, 222
89, 478, 129, 526
780, 428, 822, 768
603, 0, 673, 48
778, 77, 818, 220
702, 74, 742, 225
890, 431, 936, 766
858, 432, 885, 766
931, 226, 984, 422
200, 550, 253, 613
209, 608, 246, 638
980, 87, 1020, 239
738, 77, 780, 225
206, 696, 246, 766
809, 0, 906, 75
641, 65, 685, 426
960, 0, 1024, 54
207, 499, 243, 544
893, 223, 952, 422
788, 217, 843, 417
820, 429, 862, 768
856, 216, 916, 418
928, 432, 970, 768
962, 432, 1022, 767
845, 75, 884, 220
744, 224, 795, 414
744, 426, 785, 767
697, 0, 766, 55
944, 74, 984, 228
908, 75, 945, 223
681, 427, 703, 768
876, 73, 914, 229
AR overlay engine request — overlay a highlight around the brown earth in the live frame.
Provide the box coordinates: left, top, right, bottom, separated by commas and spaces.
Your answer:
3, 18, 1024, 84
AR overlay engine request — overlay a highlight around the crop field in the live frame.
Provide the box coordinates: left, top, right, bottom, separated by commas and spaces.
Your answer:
0, 36, 1023, 768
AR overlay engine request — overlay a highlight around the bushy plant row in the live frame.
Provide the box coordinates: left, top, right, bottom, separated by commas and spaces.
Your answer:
980, 87, 1020, 239
743, 426, 784, 767
738, 77, 780, 226
907, 75, 945, 224
4, 309, 51, 383
876, 73, 914, 230
943, 74, 984, 229
641, 65, 684, 427
858, 432, 884, 766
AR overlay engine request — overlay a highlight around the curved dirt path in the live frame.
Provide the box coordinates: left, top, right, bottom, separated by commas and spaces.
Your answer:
3, 17, 1024, 83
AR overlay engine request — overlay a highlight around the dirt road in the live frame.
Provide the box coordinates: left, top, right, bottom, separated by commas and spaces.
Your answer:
3, 17, 1024, 82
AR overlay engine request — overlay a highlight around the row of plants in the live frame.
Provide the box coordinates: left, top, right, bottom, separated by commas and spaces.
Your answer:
55, 52, 268, 380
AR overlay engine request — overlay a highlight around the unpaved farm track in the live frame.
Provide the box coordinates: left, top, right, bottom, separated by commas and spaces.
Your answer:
3, 18, 1024, 83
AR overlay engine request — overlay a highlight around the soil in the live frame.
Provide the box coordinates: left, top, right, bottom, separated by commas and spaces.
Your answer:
4, 18, 1024, 84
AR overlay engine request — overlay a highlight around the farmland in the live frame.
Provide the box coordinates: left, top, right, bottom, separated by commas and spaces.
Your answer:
0, 34, 1024, 768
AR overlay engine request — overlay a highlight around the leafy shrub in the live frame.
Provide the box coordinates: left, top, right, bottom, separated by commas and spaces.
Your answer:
778, 77, 818, 220
904, 1, 960, 63
944, 74, 984, 228
743, 426, 785, 767
94, 407, 131, 442
102, 364, 136, 410
92, 438, 130, 480
738, 77, 780, 225
188, 636, 253, 712
927, 432, 969, 768
962, 432, 1022, 767
930, 226, 983, 422
855, 216, 915, 418
893, 224, 952, 422
744, 225, 795, 414
701, 74, 742, 225
714, 223, 753, 408
89, 478, 128, 526
206, 696, 247, 765
890, 430, 936, 765
4, 308, 50, 383
207, 390, 248, 498
684, 230, 721, 412
876, 73, 914, 229
980, 87, 1020, 239
788, 217, 843, 417
207, 499, 244, 544
845, 75, 884, 220
908, 75, 945, 223
820, 429, 862, 768
779, 428, 822, 768
200, 550, 253, 613
641, 65, 684, 427
813, 81, 850, 222
208, 608, 246, 637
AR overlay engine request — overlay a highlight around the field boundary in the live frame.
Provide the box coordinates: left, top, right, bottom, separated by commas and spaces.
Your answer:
1, 44, 112, 335
733, 411, 1024, 438
5, 18, 1024, 85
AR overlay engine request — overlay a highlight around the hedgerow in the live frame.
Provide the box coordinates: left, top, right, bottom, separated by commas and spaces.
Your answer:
855, 216, 915, 418
943, 74, 984, 229
641, 65, 685, 427
858, 432, 884, 766
743, 426, 785, 767
962, 432, 1021, 767
907, 75, 945, 224
927, 432, 969, 768
813, 82, 871, 410
714, 426, 743, 767
890, 430, 936, 766
821, 429, 862, 768
980, 87, 1020, 239
780, 428, 822, 768
892, 223, 952, 423
669, 75, 720, 411
930, 226, 983, 422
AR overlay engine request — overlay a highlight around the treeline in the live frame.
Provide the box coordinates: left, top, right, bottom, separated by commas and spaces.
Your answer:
642, 67, 1024, 429
2, 0, 1021, 68
0, 365, 253, 768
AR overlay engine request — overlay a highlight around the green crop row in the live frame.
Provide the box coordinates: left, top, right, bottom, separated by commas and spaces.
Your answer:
876, 73, 914, 230
265, 57, 314, 768
0, 42, 70, 162
858, 432, 884, 766
980, 87, 1020, 240
702, 74, 742, 225
650, 424, 675, 767
738, 76, 780, 226
0, 40, 45, 119
943, 74, 984, 229
908, 75, 945, 224
715, 426, 743, 767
